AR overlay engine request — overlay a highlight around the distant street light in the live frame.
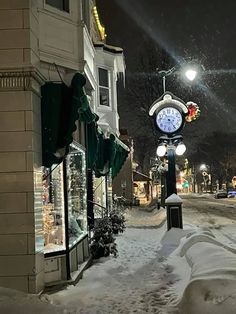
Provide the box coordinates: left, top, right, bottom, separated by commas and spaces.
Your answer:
200, 164, 207, 171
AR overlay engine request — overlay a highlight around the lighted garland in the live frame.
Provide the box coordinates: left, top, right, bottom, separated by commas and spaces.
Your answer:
185, 101, 200, 123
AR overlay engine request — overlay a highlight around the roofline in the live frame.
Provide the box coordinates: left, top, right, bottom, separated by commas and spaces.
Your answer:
94, 42, 123, 54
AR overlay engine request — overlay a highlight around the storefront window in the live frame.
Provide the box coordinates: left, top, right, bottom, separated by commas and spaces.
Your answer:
43, 164, 66, 254
94, 176, 106, 218
107, 172, 113, 213
67, 143, 87, 247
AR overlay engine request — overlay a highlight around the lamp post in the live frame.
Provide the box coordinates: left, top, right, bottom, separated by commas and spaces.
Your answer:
156, 135, 186, 198
200, 163, 212, 193
149, 78, 200, 230
156, 135, 186, 230
149, 93, 189, 230
158, 61, 200, 93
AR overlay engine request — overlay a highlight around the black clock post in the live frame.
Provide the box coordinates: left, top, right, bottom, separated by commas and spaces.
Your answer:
166, 144, 177, 197
149, 92, 189, 230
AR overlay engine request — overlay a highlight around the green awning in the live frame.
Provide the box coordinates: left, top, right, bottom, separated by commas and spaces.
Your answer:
41, 73, 93, 168
92, 132, 129, 178
94, 132, 110, 177
41, 82, 73, 167
86, 121, 99, 170
111, 137, 129, 178
87, 123, 111, 177
71, 73, 97, 124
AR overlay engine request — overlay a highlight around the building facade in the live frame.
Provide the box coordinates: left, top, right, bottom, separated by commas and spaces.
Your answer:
0, 0, 128, 293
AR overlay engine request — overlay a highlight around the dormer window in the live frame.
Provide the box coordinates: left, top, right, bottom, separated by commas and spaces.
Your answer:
98, 68, 110, 107
45, 0, 69, 12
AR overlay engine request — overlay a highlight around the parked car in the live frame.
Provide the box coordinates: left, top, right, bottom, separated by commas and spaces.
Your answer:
214, 190, 227, 199
228, 191, 236, 198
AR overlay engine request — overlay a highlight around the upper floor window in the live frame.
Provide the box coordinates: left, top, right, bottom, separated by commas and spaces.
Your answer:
46, 0, 69, 12
98, 68, 110, 107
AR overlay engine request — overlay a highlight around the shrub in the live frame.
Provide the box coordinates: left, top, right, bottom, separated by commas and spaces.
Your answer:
90, 218, 118, 259
109, 211, 126, 234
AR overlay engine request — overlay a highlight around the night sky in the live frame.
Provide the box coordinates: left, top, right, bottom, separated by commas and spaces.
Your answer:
97, 0, 236, 169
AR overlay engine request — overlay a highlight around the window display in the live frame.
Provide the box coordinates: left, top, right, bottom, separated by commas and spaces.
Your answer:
43, 164, 66, 254
106, 172, 113, 213
94, 176, 106, 218
67, 143, 87, 247
42, 142, 87, 254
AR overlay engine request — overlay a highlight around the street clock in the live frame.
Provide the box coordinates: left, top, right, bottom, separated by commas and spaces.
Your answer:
149, 92, 188, 135
155, 106, 183, 134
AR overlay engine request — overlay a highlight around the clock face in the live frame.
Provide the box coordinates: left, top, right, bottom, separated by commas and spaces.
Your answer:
156, 107, 183, 134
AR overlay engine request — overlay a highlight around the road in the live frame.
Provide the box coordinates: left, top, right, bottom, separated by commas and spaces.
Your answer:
181, 193, 236, 246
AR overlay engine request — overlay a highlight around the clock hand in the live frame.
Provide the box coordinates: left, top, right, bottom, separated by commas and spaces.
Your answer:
167, 118, 177, 129
167, 118, 175, 126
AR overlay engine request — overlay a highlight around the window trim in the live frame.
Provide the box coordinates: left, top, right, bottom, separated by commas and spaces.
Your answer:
98, 67, 112, 108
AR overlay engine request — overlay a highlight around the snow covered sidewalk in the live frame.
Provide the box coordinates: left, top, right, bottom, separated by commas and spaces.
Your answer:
49, 224, 236, 314
1, 215, 236, 314
49, 225, 178, 314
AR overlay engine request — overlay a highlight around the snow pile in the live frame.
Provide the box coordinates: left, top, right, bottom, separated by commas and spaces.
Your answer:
0, 287, 66, 314
125, 207, 166, 228
167, 227, 236, 314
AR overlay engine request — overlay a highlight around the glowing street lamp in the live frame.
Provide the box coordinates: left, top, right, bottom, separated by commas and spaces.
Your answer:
175, 143, 187, 156
158, 60, 201, 93
156, 144, 167, 157
185, 69, 198, 81
200, 164, 207, 171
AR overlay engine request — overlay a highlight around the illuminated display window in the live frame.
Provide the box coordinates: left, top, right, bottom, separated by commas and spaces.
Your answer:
43, 163, 66, 254
42, 143, 87, 254
67, 143, 87, 247
94, 176, 106, 218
